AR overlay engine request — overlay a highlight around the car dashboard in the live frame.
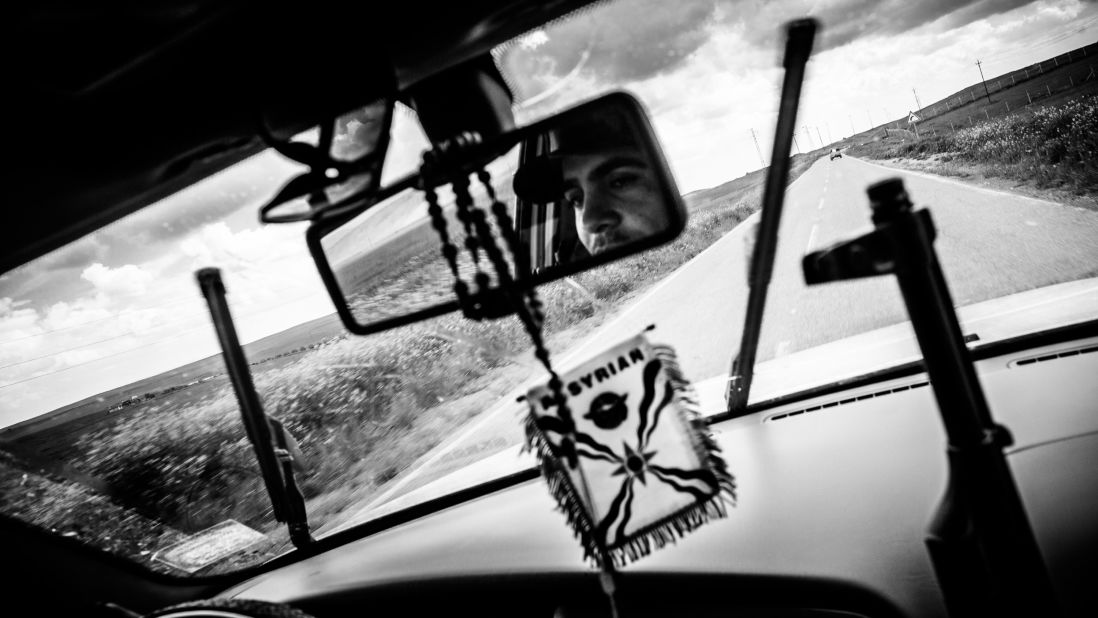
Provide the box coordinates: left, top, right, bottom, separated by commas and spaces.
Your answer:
218, 332, 1098, 617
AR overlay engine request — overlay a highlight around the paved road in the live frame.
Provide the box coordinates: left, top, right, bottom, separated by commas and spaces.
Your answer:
342, 155, 1098, 523
761, 156, 1098, 361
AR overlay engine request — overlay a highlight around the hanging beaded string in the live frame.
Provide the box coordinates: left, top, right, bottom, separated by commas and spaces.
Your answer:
471, 169, 579, 467
451, 173, 492, 294
424, 184, 471, 309
475, 167, 621, 618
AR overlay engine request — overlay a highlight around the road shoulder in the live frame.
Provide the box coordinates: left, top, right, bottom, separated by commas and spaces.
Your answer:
850, 155, 1097, 212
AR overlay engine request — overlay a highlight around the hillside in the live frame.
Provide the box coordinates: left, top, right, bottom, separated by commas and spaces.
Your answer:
0, 311, 346, 443
843, 40, 1097, 145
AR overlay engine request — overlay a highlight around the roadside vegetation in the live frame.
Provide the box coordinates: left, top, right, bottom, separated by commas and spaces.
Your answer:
850, 94, 1098, 199
0, 153, 817, 574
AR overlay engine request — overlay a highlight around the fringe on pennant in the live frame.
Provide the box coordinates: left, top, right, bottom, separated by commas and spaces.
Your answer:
652, 344, 737, 505
522, 340, 738, 569
523, 411, 605, 564
605, 487, 731, 567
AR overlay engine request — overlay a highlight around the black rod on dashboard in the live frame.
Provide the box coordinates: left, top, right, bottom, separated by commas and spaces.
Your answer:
726, 18, 818, 416
197, 267, 314, 548
801, 179, 1061, 616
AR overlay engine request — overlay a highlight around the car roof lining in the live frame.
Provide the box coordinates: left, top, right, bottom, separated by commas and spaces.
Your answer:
3, 0, 600, 274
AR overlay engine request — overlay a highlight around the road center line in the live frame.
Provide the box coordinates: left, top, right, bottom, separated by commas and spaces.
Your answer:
774, 340, 791, 357
806, 224, 819, 252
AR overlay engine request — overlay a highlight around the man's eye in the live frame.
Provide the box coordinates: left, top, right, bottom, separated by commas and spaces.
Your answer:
564, 188, 583, 209
607, 171, 641, 190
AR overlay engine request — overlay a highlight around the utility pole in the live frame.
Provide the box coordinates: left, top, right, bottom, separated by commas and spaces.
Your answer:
975, 59, 992, 103
866, 109, 873, 128
792, 134, 801, 155
849, 114, 856, 135
750, 128, 766, 168
912, 88, 922, 111
815, 126, 825, 147
825, 123, 833, 145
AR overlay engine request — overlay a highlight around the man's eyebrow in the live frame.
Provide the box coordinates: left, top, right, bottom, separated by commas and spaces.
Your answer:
588, 156, 649, 181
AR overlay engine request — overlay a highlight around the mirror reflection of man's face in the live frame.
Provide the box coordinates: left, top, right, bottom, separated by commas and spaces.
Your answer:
561, 147, 668, 256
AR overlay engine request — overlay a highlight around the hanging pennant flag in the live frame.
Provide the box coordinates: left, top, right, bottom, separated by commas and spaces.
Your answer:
525, 333, 735, 567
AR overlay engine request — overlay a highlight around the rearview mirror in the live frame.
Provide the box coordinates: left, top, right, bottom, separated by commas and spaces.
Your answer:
307, 92, 686, 335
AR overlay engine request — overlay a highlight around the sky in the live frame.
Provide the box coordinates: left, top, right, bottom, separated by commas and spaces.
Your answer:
1, 0, 1096, 426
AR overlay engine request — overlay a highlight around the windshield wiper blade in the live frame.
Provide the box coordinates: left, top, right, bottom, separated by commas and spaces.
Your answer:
725, 19, 817, 417
198, 268, 314, 548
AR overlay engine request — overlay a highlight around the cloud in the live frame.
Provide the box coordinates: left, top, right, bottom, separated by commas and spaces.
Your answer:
0, 297, 39, 336
105, 150, 304, 247
178, 219, 325, 313
179, 221, 303, 268
41, 296, 113, 331
34, 236, 108, 272
500, 0, 1043, 104
81, 263, 154, 297
499, 0, 721, 99
728, 0, 1037, 52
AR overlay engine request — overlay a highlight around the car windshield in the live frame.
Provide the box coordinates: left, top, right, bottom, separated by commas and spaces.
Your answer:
2, 0, 1096, 576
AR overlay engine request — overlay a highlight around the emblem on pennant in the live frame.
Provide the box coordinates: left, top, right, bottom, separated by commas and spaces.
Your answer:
525, 333, 735, 567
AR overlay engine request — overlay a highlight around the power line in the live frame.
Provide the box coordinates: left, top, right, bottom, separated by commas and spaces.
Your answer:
0, 289, 322, 389
0, 332, 155, 371
0, 328, 206, 390
0, 293, 201, 346
1, 281, 321, 348
977, 27, 1098, 65
750, 128, 766, 167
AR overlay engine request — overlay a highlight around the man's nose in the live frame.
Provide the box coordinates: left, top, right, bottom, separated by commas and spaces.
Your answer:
581, 189, 622, 234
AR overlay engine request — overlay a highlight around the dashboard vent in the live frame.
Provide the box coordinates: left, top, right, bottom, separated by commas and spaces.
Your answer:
1009, 344, 1098, 368
766, 380, 930, 423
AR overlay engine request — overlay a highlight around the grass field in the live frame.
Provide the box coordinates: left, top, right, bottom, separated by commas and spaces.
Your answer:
853, 41, 1098, 140
0, 141, 817, 574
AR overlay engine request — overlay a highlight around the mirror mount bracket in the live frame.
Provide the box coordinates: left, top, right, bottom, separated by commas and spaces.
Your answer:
405, 54, 515, 147
418, 131, 492, 190
458, 288, 517, 321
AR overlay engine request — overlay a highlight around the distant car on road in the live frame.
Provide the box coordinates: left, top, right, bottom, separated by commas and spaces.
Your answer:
829, 147, 843, 160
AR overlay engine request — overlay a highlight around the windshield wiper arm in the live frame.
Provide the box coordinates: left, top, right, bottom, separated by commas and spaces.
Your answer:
726, 19, 817, 416
198, 268, 315, 548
